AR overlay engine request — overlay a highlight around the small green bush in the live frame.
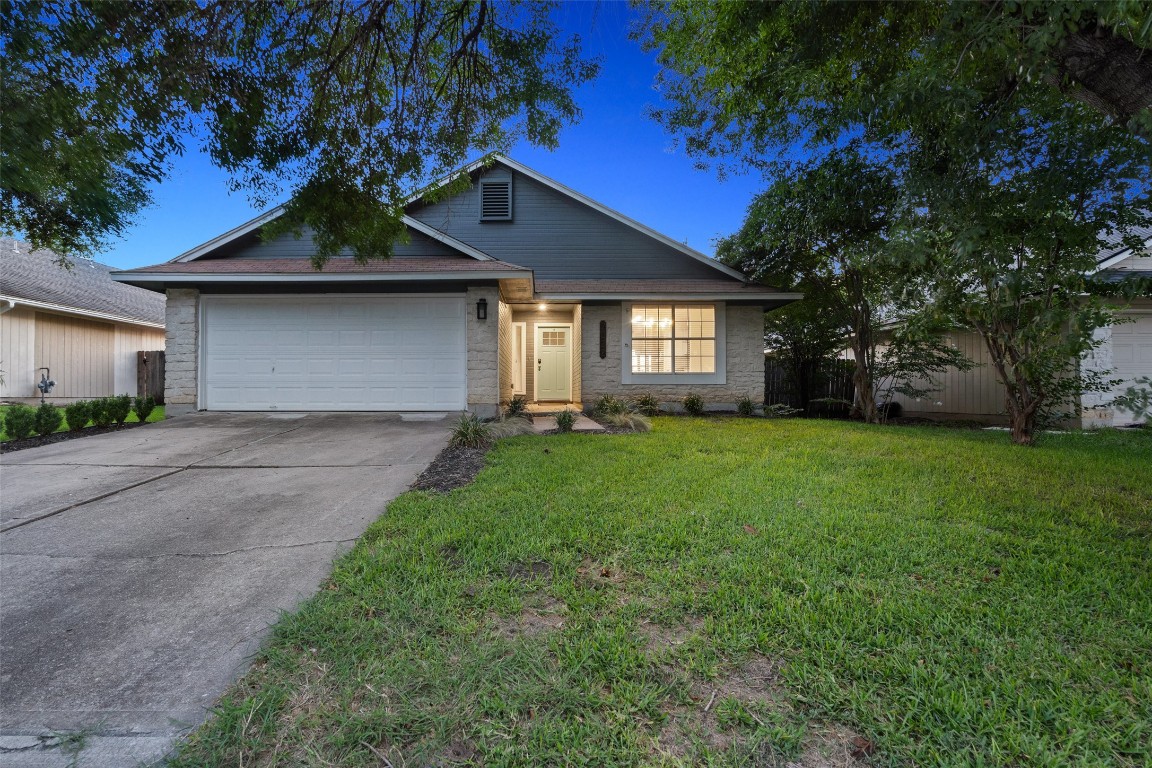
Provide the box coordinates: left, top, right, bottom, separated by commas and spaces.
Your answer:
64, 400, 91, 432
737, 395, 758, 417
633, 392, 661, 417
449, 413, 491, 448
107, 394, 132, 425
4, 404, 37, 440
489, 415, 535, 438
134, 394, 157, 422
505, 394, 528, 418
90, 398, 114, 428
764, 403, 803, 418
599, 412, 652, 432
554, 409, 577, 433
682, 392, 705, 416
593, 394, 629, 416
33, 402, 64, 436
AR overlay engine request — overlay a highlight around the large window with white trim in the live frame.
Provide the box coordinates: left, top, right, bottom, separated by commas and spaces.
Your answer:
630, 304, 716, 374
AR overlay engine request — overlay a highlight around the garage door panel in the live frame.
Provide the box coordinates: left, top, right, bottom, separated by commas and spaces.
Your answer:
1110, 314, 1152, 425
203, 296, 467, 411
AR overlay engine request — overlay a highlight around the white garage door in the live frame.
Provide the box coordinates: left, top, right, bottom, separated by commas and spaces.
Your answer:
1112, 312, 1152, 424
202, 295, 466, 411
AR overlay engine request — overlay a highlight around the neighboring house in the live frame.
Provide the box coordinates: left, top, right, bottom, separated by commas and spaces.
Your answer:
0, 238, 167, 404
884, 226, 1152, 427
112, 156, 799, 417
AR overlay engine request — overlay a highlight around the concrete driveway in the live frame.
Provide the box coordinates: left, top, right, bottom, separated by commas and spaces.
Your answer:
0, 412, 450, 767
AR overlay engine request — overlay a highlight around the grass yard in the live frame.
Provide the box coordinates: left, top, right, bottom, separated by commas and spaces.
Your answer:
0, 404, 165, 441
170, 419, 1151, 768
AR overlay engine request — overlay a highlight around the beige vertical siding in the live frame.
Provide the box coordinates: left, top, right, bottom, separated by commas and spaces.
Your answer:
571, 304, 582, 404
34, 312, 115, 398
511, 305, 577, 401
113, 324, 168, 395
0, 306, 37, 399
887, 330, 1005, 416
497, 299, 514, 404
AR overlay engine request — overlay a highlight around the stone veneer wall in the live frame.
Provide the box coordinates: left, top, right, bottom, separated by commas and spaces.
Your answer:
571, 303, 582, 404
467, 286, 500, 417
164, 288, 200, 416
580, 303, 764, 408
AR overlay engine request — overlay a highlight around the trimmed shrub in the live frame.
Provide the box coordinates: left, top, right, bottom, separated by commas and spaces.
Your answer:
134, 395, 157, 422
4, 404, 37, 440
737, 395, 757, 417
599, 412, 652, 433
107, 394, 132, 425
449, 413, 491, 448
64, 400, 91, 432
682, 392, 705, 416
554, 409, 577, 433
90, 398, 114, 428
505, 394, 528, 418
593, 394, 628, 416
764, 403, 803, 418
33, 402, 64, 436
633, 392, 661, 417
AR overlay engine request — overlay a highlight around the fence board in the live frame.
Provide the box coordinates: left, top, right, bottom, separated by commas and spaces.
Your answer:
137, 350, 165, 403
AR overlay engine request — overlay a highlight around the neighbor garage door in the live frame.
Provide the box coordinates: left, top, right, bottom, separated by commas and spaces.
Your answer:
1112, 312, 1152, 424
202, 295, 466, 411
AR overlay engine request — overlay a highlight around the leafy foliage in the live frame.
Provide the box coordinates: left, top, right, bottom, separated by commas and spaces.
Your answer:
631, 392, 661, 417
4, 404, 36, 440
504, 394, 529, 419
64, 400, 91, 432
107, 394, 132, 425
2, 0, 598, 262
133, 395, 157, 422
89, 398, 114, 428
736, 395, 757, 417
681, 393, 705, 416
449, 413, 491, 449
553, 408, 577, 433
33, 402, 63, 436
592, 394, 628, 417
1110, 376, 1152, 424
872, 327, 977, 421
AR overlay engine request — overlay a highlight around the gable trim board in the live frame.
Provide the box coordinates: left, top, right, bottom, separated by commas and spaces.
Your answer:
1094, 235, 1152, 272
0, 294, 165, 329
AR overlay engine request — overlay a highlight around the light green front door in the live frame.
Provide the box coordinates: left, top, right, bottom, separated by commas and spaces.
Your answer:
535, 324, 572, 401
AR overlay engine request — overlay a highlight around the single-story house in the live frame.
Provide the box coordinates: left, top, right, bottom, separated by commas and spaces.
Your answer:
885, 226, 1152, 427
0, 239, 167, 404
112, 156, 799, 417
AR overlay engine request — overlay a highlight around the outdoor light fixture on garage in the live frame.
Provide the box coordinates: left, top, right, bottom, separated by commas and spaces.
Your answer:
477, 297, 488, 320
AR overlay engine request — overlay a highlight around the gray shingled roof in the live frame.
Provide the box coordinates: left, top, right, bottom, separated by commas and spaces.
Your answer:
1097, 222, 1152, 265
0, 239, 165, 325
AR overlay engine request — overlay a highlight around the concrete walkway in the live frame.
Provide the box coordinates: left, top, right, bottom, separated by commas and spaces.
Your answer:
0, 412, 450, 767
530, 413, 605, 433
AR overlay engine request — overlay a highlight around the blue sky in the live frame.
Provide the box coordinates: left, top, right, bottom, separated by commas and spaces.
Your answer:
97, 1, 766, 270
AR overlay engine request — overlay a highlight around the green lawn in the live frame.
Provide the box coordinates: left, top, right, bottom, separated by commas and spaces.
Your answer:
169, 419, 1151, 768
0, 404, 165, 441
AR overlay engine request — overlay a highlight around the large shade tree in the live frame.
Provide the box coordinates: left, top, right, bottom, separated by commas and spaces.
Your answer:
644, 0, 1152, 444
1, 0, 598, 263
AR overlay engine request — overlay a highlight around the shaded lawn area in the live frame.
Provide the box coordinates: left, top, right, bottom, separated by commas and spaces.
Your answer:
170, 419, 1152, 767
0, 404, 165, 441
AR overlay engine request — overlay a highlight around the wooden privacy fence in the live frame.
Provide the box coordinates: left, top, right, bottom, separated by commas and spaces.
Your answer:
764, 357, 854, 417
137, 350, 165, 403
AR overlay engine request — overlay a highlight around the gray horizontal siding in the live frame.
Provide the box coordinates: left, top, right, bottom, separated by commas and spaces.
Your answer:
204, 225, 460, 260
409, 169, 726, 281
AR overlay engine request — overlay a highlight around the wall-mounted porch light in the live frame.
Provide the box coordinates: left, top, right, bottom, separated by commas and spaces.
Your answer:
476, 297, 488, 320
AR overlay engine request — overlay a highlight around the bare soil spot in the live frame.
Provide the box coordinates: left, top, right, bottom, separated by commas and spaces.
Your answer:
505, 559, 553, 581
492, 595, 567, 638
770, 723, 871, 767
639, 616, 705, 654
575, 558, 630, 591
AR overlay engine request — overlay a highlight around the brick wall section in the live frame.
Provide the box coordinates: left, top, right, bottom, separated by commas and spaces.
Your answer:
497, 298, 514, 405
467, 286, 500, 417
164, 288, 199, 415
580, 303, 764, 409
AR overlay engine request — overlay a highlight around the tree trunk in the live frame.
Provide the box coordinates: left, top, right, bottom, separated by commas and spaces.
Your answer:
850, 341, 878, 423
1045, 26, 1152, 136
1007, 404, 1037, 446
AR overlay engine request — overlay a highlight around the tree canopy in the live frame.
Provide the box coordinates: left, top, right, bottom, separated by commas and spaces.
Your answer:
1, 0, 598, 262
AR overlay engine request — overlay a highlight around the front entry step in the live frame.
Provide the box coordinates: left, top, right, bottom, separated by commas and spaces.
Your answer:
530, 414, 605, 433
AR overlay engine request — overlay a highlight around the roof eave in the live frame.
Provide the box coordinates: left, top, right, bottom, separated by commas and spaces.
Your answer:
0, 293, 165, 328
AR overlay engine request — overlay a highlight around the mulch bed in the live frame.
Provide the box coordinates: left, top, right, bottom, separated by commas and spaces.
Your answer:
411, 444, 490, 493
0, 421, 149, 454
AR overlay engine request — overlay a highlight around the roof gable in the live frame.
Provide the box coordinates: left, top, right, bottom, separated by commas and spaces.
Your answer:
406, 156, 748, 282
0, 239, 165, 326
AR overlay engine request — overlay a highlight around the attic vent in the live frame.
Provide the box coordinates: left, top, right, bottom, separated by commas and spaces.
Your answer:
479, 178, 512, 221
